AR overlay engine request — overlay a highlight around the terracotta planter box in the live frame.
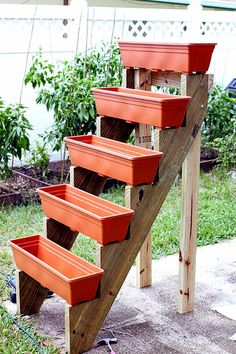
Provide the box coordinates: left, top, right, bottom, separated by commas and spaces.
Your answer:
38, 184, 134, 245
118, 41, 216, 73
10, 235, 104, 305
65, 135, 163, 186
92, 87, 190, 129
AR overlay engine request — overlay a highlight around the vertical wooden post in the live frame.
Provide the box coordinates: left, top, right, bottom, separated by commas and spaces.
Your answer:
16, 269, 48, 316
178, 73, 206, 313
152, 73, 208, 313
133, 69, 153, 288
134, 122, 152, 288
178, 131, 201, 313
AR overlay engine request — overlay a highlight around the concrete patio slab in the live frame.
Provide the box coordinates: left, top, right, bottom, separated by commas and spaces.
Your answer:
33, 238, 236, 353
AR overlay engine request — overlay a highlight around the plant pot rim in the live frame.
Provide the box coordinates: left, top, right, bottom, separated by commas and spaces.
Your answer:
10, 234, 104, 283
65, 135, 164, 161
118, 41, 217, 47
38, 184, 134, 221
92, 87, 191, 102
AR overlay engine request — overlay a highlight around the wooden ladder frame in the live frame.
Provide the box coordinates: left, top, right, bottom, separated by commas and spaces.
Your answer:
15, 70, 210, 354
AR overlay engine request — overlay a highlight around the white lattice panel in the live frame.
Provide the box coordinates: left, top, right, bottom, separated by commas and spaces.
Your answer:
201, 21, 236, 41
0, 18, 77, 53
121, 20, 187, 41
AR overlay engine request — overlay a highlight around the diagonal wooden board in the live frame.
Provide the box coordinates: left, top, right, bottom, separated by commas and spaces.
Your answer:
65, 74, 209, 353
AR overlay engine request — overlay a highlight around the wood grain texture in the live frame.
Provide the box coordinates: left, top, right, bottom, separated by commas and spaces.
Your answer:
133, 68, 152, 288
178, 131, 201, 313
43, 217, 78, 249
177, 73, 206, 314
70, 165, 106, 195
16, 269, 48, 316
98, 116, 135, 142
64, 74, 209, 353
151, 71, 182, 88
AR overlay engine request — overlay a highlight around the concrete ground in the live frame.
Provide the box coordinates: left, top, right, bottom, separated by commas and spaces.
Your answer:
33, 238, 236, 354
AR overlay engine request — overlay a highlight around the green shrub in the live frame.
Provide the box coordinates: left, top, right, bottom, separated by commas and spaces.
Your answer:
202, 85, 236, 169
25, 42, 122, 152
28, 141, 50, 177
0, 100, 32, 179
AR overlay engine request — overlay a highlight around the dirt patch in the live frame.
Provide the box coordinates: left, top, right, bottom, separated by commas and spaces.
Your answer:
0, 160, 70, 205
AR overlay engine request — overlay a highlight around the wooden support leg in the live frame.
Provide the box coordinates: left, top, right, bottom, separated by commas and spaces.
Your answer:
178, 131, 201, 313
133, 123, 152, 288
16, 269, 48, 316
177, 73, 205, 313
43, 217, 78, 249
136, 231, 152, 288
134, 68, 153, 288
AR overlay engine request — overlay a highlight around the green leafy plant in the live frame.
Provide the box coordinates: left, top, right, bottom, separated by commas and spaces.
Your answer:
202, 85, 236, 143
206, 135, 236, 170
28, 141, 50, 177
0, 100, 32, 180
25, 42, 122, 180
202, 85, 236, 169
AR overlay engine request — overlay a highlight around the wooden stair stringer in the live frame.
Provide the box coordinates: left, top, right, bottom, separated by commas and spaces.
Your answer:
65, 74, 209, 354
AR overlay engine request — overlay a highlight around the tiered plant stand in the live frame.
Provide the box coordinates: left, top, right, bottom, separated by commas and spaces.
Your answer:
12, 49, 212, 353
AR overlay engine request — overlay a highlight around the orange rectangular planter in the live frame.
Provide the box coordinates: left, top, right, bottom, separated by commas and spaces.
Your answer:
38, 184, 134, 245
65, 135, 163, 186
10, 235, 104, 305
92, 87, 190, 129
118, 41, 216, 73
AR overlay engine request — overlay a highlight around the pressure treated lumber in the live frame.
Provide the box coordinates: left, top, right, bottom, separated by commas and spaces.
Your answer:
152, 71, 182, 89
178, 131, 201, 313
133, 122, 152, 289
65, 74, 209, 354
16, 269, 48, 316
44, 217, 78, 250
133, 68, 152, 288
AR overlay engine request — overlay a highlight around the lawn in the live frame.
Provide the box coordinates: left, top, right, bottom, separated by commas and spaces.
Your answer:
0, 169, 235, 353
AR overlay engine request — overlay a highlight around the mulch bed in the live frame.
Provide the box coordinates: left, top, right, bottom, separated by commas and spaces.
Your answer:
0, 161, 70, 206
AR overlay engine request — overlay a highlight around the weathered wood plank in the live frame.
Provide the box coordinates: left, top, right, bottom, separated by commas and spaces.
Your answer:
178, 131, 201, 313
151, 71, 182, 88
16, 269, 48, 316
44, 217, 78, 249
177, 73, 204, 313
64, 74, 209, 353
133, 68, 152, 288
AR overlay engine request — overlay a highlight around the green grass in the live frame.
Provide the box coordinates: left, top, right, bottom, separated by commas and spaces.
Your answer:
0, 169, 235, 352
0, 304, 58, 354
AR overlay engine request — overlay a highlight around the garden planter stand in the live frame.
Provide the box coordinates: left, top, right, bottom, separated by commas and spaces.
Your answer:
92, 87, 190, 128
65, 135, 163, 185
11, 41, 214, 354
